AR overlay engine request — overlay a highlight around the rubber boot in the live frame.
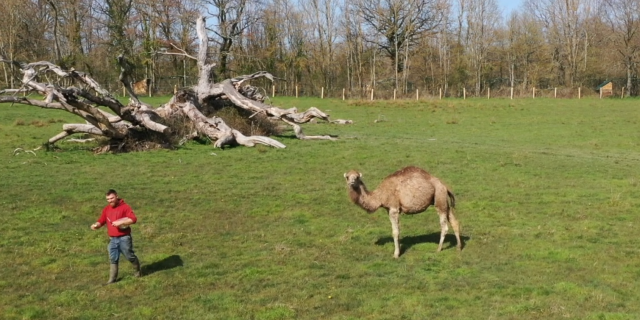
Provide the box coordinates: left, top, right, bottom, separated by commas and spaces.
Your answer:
106, 264, 118, 284
131, 258, 141, 278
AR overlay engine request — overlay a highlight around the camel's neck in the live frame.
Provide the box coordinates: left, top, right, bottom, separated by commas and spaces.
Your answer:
349, 183, 381, 213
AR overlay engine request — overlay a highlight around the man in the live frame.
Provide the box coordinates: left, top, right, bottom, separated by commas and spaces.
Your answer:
91, 189, 142, 284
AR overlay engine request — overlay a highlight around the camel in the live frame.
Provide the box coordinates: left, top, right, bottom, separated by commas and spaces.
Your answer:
132, 78, 151, 95
344, 166, 462, 258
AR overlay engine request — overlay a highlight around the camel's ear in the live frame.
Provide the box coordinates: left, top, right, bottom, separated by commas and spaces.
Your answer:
343, 173, 347, 179
359, 172, 362, 178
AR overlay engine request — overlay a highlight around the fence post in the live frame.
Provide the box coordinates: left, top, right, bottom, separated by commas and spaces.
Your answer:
463, 88, 466, 100
272, 85, 275, 98
416, 89, 419, 100
393, 89, 396, 100
321, 87, 324, 99
578, 87, 581, 99
296, 85, 298, 98
370, 88, 374, 101
599, 87, 602, 99
343, 88, 345, 100
510, 87, 513, 99
533, 87, 536, 99
622, 87, 625, 98
439, 87, 442, 99
554, 87, 557, 98
487, 87, 490, 99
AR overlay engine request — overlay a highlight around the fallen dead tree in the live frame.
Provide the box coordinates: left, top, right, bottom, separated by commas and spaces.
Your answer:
0, 16, 349, 153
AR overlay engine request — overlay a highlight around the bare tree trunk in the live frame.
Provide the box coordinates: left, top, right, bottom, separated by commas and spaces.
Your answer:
627, 62, 633, 96
47, 0, 62, 63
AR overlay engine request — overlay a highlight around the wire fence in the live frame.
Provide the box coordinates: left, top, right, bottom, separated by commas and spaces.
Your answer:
3, 77, 625, 101
242, 85, 627, 101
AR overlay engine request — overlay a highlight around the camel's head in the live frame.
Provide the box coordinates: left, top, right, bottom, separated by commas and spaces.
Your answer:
344, 170, 363, 189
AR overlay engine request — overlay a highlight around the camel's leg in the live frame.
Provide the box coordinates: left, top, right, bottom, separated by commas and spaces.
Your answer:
388, 208, 401, 258
436, 208, 449, 252
448, 209, 462, 250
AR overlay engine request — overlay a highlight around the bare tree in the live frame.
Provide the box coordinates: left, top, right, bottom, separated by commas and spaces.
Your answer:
133, 0, 199, 91
274, 0, 307, 95
342, 2, 368, 95
0, 0, 27, 88
353, 0, 447, 91
96, 0, 135, 56
239, 0, 316, 96
301, 0, 340, 93
239, 3, 285, 80
504, 12, 547, 92
45, 0, 91, 68
525, 0, 593, 87
602, 0, 640, 96
0, 0, 53, 88
457, 0, 501, 95
205, 0, 261, 81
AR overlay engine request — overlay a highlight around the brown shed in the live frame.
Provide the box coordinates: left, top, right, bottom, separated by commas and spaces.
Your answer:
597, 80, 613, 97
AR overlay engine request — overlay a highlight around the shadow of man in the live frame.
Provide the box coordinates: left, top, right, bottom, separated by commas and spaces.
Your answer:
375, 232, 471, 257
142, 255, 183, 276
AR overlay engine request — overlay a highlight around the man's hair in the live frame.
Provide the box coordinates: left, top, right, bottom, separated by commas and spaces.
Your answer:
106, 189, 118, 196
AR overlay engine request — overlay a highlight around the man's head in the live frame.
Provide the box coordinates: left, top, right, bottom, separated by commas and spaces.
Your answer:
106, 189, 119, 207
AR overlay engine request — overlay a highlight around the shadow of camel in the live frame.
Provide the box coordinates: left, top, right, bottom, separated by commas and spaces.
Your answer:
141, 255, 183, 276
375, 232, 471, 256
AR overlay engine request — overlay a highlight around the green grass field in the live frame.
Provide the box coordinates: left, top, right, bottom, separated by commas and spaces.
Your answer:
1, 96, 640, 319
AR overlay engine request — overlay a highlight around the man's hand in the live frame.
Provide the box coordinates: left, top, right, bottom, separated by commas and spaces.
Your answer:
112, 218, 132, 228
90, 222, 101, 230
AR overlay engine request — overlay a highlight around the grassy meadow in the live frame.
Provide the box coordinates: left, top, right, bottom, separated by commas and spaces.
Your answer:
1, 95, 640, 319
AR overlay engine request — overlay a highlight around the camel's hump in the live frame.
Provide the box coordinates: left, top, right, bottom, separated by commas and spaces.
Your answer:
388, 166, 430, 178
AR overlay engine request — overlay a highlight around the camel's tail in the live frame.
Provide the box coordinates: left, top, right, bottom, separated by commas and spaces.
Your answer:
447, 189, 456, 209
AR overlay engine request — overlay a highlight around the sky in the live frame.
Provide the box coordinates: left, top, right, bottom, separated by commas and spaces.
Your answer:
497, 0, 524, 16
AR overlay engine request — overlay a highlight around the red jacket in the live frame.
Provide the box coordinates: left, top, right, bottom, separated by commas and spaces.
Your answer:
97, 199, 137, 237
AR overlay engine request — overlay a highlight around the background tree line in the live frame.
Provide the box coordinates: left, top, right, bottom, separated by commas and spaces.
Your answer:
1, 0, 639, 98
